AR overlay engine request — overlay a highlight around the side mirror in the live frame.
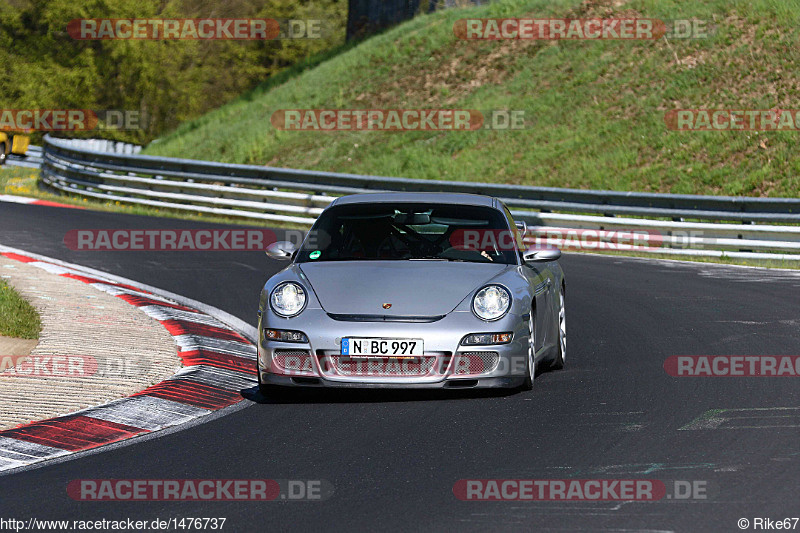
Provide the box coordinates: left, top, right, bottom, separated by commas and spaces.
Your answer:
266, 241, 298, 261
523, 248, 562, 263
515, 220, 528, 236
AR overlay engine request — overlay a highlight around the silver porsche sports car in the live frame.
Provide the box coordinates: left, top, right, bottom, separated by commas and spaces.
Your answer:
257, 192, 565, 391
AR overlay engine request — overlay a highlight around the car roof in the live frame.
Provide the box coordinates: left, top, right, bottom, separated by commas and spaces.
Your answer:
330, 192, 496, 208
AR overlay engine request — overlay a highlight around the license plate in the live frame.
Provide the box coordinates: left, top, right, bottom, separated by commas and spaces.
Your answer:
341, 338, 424, 358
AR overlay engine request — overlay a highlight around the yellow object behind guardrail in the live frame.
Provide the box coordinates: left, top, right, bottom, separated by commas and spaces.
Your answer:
11, 134, 30, 156
0, 133, 30, 163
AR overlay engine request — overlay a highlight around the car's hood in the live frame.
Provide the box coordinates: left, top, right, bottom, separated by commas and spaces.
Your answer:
298, 261, 511, 316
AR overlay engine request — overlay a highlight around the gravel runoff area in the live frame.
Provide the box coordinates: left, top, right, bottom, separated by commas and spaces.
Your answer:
0, 255, 181, 429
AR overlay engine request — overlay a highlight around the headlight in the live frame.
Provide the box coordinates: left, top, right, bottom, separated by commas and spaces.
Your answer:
270, 282, 307, 317
472, 285, 511, 321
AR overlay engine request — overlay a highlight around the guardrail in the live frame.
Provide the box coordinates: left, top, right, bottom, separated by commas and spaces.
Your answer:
40, 135, 800, 261
7, 145, 43, 169
50, 138, 142, 155
8, 140, 140, 170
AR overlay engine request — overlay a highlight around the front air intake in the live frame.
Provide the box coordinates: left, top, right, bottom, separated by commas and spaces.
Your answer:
453, 352, 500, 375
273, 349, 314, 375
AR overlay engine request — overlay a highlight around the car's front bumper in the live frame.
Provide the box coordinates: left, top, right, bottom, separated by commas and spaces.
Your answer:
259, 373, 525, 389
258, 308, 531, 389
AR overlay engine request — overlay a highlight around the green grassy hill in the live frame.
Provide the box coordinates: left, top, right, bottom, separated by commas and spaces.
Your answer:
145, 0, 800, 197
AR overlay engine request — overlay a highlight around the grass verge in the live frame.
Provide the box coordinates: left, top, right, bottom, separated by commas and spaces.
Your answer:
0, 279, 40, 339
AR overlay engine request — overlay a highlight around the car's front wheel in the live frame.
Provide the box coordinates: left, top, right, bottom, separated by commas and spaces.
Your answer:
522, 309, 536, 390
0, 144, 6, 165
550, 285, 566, 370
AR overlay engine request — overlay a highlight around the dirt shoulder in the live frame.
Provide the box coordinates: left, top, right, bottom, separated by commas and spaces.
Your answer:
0, 255, 181, 429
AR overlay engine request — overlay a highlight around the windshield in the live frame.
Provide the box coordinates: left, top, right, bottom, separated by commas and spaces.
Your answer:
296, 202, 518, 265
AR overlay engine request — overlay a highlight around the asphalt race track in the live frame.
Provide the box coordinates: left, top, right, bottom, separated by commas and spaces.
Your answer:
1, 202, 799, 531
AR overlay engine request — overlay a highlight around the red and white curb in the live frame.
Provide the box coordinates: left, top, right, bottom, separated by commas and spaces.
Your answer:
0, 245, 257, 473
0, 194, 82, 210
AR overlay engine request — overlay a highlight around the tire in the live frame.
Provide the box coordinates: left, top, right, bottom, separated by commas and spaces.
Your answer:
550, 285, 566, 370
522, 308, 536, 390
0, 143, 6, 165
